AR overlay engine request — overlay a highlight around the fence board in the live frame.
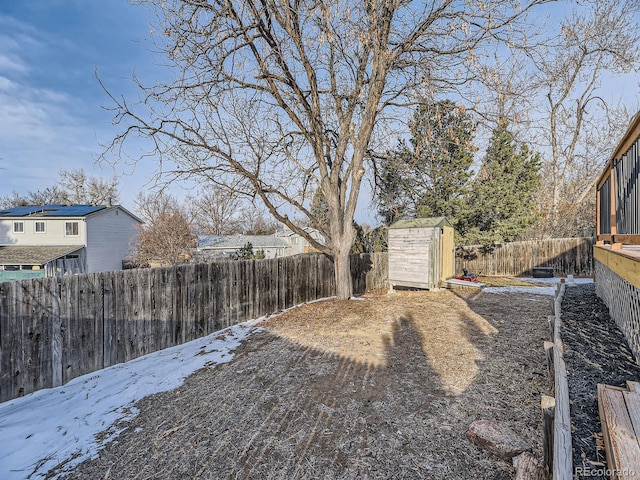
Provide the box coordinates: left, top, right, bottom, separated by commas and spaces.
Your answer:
155, 267, 169, 350
195, 263, 208, 337
48, 277, 63, 387
37, 280, 53, 391
1, 282, 18, 399
139, 268, 152, 356
122, 270, 137, 363
21, 278, 46, 396
60, 276, 76, 384
103, 271, 115, 368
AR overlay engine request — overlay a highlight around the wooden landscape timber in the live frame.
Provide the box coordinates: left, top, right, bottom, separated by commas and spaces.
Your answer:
597, 383, 640, 480
541, 282, 573, 479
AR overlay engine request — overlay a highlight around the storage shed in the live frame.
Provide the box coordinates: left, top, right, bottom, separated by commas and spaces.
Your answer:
388, 217, 455, 290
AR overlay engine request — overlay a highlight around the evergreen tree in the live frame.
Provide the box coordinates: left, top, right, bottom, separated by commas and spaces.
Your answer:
375, 100, 476, 226
460, 119, 541, 245
309, 189, 330, 234
350, 222, 367, 254
375, 148, 411, 225
232, 242, 255, 260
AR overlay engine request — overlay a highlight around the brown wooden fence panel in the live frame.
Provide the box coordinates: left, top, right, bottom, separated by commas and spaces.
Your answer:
456, 237, 594, 277
0, 252, 379, 403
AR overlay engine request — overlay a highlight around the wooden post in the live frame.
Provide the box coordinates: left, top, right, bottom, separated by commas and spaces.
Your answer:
596, 187, 601, 238
610, 168, 617, 237
547, 315, 556, 340
541, 394, 555, 475
544, 341, 555, 392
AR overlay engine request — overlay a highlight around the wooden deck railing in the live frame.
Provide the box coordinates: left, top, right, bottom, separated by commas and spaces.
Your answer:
596, 112, 640, 246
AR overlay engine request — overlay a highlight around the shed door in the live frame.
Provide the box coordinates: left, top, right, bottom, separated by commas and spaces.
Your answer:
388, 227, 439, 288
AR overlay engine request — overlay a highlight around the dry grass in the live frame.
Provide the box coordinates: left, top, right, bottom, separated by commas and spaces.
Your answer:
265, 291, 498, 394
60, 289, 552, 480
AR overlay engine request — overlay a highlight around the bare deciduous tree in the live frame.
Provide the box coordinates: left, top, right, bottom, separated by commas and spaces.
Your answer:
526, 0, 640, 237
101, 0, 546, 298
133, 193, 196, 266
0, 169, 119, 208
56, 169, 120, 206
187, 187, 244, 236
238, 206, 280, 235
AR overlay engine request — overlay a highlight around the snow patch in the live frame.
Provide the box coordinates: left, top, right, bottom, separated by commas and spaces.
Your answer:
0, 321, 261, 479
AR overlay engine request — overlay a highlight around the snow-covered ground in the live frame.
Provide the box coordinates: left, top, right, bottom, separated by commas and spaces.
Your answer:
0, 320, 263, 479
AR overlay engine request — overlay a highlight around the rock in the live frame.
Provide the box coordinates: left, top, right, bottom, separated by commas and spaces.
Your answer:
466, 419, 531, 461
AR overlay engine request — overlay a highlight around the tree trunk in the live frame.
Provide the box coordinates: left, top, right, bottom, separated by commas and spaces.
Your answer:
333, 242, 353, 300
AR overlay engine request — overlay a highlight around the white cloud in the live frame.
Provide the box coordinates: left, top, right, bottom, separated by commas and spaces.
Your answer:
0, 75, 17, 91
0, 53, 28, 74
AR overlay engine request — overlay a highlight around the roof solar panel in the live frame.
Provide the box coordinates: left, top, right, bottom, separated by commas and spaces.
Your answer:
0, 204, 107, 217
0, 206, 52, 216
44, 205, 106, 216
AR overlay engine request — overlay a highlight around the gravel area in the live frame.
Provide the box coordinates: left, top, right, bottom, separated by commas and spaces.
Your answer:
561, 283, 640, 479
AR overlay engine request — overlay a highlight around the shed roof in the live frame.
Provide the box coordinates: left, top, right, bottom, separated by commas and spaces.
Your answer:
0, 245, 84, 265
389, 217, 453, 229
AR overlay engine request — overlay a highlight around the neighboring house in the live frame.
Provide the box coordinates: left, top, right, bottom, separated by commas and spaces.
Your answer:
0, 204, 142, 280
195, 227, 326, 261
275, 226, 325, 255
195, 234, 290, 260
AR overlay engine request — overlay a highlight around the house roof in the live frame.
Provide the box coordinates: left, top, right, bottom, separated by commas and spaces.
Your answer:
198, 235, 288, 250
389, 217, 453, 229
275, 226, 320, 237
0, 204, 143, 223
0, 245, 84, 265
0, 204, 105, 217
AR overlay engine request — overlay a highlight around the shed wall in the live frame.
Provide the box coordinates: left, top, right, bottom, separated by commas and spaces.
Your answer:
440, 226, 455, 281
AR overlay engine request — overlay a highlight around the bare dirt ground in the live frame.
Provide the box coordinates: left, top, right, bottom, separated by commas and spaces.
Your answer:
58, 288, 552, 480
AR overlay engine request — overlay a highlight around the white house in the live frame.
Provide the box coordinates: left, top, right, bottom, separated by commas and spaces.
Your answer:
195, 227, 326, 261
0, 204, 142, 279
275, 226, 325, 255
195, 234, 289, 260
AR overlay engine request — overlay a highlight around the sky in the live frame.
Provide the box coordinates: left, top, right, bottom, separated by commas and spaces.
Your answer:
0, 1, 639, 226
0, 0, 165, 213
0, 281, 577, 479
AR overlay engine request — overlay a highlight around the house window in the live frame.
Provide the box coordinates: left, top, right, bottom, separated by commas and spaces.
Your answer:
35, 221, 46, 233
13, 222, 24, 233
65, 221, 79, 236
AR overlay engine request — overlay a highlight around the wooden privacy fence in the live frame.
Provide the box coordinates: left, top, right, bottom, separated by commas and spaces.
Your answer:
0, 254, 394, 403
456, 237, 594, 277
